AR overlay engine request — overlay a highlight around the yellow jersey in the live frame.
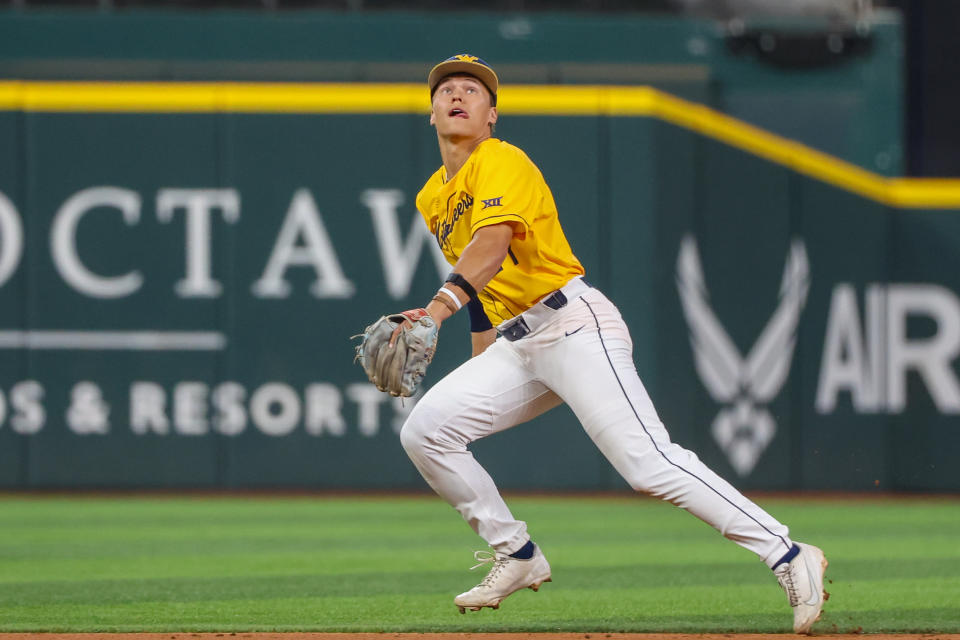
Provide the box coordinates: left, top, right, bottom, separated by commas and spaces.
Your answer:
416, 138, 584, 326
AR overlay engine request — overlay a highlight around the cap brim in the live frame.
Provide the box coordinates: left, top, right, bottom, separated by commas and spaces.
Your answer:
428, 60, 498, 97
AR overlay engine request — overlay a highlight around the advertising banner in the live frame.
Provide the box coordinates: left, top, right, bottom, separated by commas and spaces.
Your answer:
1, 85, 958, 490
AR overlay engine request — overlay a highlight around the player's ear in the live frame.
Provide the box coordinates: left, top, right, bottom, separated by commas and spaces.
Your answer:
430, 107, 437, 127
488, 107, 498, 126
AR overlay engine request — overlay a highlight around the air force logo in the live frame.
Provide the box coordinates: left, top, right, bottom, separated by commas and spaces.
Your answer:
481, 196, 503, 210
676, 235, 809, 476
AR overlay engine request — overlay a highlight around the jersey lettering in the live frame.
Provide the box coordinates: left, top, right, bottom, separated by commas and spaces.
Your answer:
437, 192, 473, 250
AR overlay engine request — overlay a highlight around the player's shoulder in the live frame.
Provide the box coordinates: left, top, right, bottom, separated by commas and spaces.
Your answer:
475, 138, 540, 172
416, 166, 446, 205
421, 165, 445, 190
477, 138, 529, 160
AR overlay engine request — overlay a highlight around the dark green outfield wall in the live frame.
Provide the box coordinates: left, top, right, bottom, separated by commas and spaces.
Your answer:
1, 107, 957, 491
3, 9, 956, 491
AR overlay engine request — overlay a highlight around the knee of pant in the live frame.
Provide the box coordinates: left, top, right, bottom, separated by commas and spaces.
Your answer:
621, 450, 684, 496
399, 414, 427, 456
399, 403, 458, 456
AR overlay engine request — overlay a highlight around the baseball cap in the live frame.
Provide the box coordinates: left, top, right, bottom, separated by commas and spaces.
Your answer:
428, 54, 499, 100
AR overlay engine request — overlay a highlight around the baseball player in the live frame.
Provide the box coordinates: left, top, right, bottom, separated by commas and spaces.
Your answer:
397, 54, 828, 633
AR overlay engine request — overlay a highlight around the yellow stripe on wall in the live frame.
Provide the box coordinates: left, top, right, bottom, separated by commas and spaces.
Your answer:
1, 80, 958, 209
0, 81, 428, 113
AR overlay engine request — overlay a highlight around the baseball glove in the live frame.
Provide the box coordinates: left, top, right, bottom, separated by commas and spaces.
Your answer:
353, 308, 439, 397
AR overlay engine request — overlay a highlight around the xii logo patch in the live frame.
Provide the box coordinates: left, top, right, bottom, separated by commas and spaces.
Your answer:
481, 196, 503, 209
676, 235, 810, 476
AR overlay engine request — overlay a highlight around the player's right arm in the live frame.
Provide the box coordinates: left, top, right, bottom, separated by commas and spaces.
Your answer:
424, 222, 514, 327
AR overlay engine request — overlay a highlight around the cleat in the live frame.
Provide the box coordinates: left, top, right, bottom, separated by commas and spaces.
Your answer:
775, 542, 828, 634
458, 606, 465, 614
453, 545, 552, 612
529, 577, 551, 592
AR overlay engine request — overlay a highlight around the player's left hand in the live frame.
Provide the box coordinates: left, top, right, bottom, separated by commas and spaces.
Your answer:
353, 309, 439, 397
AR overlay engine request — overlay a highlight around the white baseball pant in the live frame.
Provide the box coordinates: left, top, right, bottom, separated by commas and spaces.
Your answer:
400, 277, 794, 568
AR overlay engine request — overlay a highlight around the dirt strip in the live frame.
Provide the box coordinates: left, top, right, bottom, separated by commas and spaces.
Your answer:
2, 634, 960, 640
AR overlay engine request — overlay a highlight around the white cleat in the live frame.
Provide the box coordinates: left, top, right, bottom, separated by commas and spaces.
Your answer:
454, 545, 552, 613
774, 542, 829, 634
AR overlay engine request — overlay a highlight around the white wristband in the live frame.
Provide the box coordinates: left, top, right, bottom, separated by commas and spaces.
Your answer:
437, 286, 463, 310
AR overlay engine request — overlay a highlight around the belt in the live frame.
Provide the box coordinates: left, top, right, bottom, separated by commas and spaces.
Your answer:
499, 277, 592, 342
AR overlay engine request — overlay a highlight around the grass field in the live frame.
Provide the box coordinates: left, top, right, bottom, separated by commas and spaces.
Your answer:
0, 493, 958, 633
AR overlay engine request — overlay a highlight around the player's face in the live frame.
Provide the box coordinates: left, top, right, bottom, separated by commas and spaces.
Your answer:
430, 75, 497, 140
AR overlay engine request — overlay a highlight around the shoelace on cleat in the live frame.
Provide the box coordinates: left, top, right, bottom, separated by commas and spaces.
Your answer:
776, 565, 800, 607
469, 550, 510, 588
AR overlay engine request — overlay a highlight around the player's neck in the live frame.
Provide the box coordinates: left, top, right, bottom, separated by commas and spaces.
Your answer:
438, 132, 491, 181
